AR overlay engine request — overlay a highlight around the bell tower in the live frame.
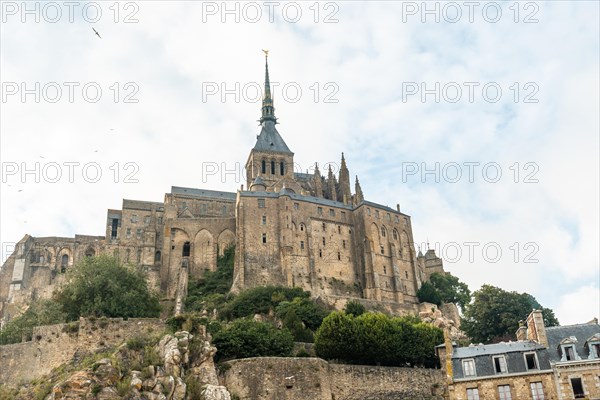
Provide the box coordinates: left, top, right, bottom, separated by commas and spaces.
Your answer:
245, 51, 295, 191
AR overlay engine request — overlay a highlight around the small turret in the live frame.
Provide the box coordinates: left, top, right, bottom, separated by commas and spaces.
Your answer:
313, 163, 323, 198
250, 175, 266, 191
327, 165, 337, 201
338, 153, 352, 204
354, 176, 364, 205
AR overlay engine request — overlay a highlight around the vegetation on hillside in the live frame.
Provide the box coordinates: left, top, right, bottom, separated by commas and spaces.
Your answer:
461, 284, 559, 343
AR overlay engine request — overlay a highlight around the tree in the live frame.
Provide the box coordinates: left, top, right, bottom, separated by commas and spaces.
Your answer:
186, 245, 235, 312
219, 286, 310, 320
429, 272, 471, 309
212, 319, 294, 361
461, 284, 559, 344
416, 282, 442, 306
53, 255, 160, 320
417, 273, 471, 309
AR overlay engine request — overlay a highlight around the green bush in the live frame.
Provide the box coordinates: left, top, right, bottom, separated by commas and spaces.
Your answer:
344, 300, 366, 316
186, 246, 235, 312
314, 311, 442, 367
212, 319, 294, 361
126, 337, 146, 351
416, 282, 442, 306
53, 255, 160, 320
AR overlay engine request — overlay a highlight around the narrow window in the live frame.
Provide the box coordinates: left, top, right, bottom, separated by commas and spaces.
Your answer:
262, 233, 267, 244
341, 211, 346, 221
329, 209, 335, 217
530, 382, 545, 400
262, 215, 267, 225
405, 271, 408, 279
383, 266, 387, 274
319, 249, 322, 257
300, 241, 305, 250
338, 226, 341, 234
300, 224, 304, 232
271, 161, 275, 175
126, 228, 131, 238
337, 252, 341, 260
592, 343, 600, 358
258, 199, 266, 208
381, 227, 386, 237
280, 161, 284, 175
200, 204, 207, 214
322, 237, 326, 246
261, 160, 266, 174
322, 222, 326, 231
182, 242, 191, 257
294, 202, 299, 210
222, 205, 227, 215
155, 251, 161, 262
375, 210, 380, 219
158, 216, 163, 224
498, 386, 512, 400
571, 378, 584, 399
111, 218, 119, 239
380, 245, 384, 255
144, 215, 151, 224
393, 230, 398, 240
565, 346, 576, 361
136, 228, 142, 239
343, 240, 346, 249
137, 249, 142, 263
395, 215, 399, 223
493, 355, 507, 374
367, 208, 371, 216
462, 360, 476, 377
466, 388, 479, 400
131, 214, 138, 222
525, 353, 538, 370
317, 207, 323, 216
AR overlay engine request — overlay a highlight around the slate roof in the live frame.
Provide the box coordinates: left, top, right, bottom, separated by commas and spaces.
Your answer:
253, 121, 293, 154
171, 186, 237, 201
545, 323, 600, 362
451, 341, 551, 379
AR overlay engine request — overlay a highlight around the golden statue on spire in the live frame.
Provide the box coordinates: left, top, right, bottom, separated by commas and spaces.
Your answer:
262, 49, 269, 57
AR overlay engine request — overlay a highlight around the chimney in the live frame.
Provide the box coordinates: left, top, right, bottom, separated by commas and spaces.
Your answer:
526, 310, 548, 347
516, 320, 527, 341
396, 203, 400, 212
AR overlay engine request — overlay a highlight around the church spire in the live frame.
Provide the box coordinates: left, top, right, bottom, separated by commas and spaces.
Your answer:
354, 175, 364, 205
260, 50, 277, 124
338, 153, 352, 204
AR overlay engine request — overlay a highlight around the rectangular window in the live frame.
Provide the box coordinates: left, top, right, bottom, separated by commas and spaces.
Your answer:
271, 161, 275, 175
322, 237, 326, 246
380, 245, 384, 255
261, 160, 266, 174
157, 217, 163, 224
341, 211, 346, 221
258, 199, 266, 208
498, 385, 512, 400
337, 226, 341, 234
317, 207, 323, 216
525, 353, 538, 370
200, 204, 207, 214
111, 218, 119, 239
592, 343, 600, 358
571, 378, 584, 398
329, 209, 335, 217
493, 355, 508, 374
262, 233, 267, 244
136, 228, 142, 239
337, 252, 341, 260
131, 214, 138, 223
319, 249, 322, 258
466, 388, 480, 400
565, 345, 575, 361
462, 359, 476, 377
367, 208, 371, 216
395, 215, 399, 223
386, 213, 391, 221
144, 216, 151, 224
294, 202, 299, 210
126, 228, 131, 238
280, 161, 285, 175
262, 215, 267, 225
530, 382, 544, 400
343, 240, 346, 249
375, 210, 380, 218
300, 241, 305, 250
222, 205, 227, 215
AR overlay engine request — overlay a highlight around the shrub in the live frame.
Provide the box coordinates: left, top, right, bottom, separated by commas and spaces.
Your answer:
220, 286, 310, 320
314, 311, 443, 367
212, 319, 294, 361
126, 337, 146, 351
343, 300, 366, 317
186, 246, 235, 312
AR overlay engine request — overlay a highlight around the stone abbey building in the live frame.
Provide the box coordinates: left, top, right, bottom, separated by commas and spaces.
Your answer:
0, 56, 445, 323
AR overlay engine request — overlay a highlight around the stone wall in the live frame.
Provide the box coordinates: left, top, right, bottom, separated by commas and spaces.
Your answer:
221, 357, 445, 400
0, 317, 165, 386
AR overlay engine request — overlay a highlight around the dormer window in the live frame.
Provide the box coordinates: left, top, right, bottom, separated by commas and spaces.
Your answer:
559, 337, 582, 362
524, 352, 539, 370
462, 359, 476, 377
585, 334, 600, 359
493, 355, 508, 374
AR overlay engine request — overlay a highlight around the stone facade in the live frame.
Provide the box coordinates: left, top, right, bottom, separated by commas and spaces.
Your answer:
0, 56, 446, 325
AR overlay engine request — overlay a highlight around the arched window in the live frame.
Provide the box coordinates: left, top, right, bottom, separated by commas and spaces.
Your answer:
61, 254, 69, 272
393, 229, 399, 240
182, 242, 191, 257
155, 251, 161, 262
300, 224, 305, 232
271, 161, 275, 175
381, 227, 386, 237
261, 160, 266, 174
280, 161, 285, 175
85, 248, 95, 257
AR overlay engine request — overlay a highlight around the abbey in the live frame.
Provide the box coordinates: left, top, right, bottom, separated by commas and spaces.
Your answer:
0, 55, 445, 324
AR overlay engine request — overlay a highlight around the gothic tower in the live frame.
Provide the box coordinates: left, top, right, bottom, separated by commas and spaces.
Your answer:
245, 52, 295, 191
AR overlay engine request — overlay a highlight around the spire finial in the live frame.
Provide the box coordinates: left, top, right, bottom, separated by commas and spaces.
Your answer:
260, 50, 277, 124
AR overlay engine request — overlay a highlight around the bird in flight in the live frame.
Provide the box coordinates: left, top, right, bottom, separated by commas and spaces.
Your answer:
92, 27, 101, 39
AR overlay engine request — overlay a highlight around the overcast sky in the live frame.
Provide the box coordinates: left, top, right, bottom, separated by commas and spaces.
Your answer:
1, 1, 598, 325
